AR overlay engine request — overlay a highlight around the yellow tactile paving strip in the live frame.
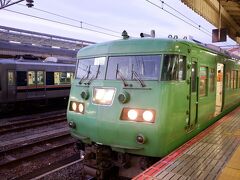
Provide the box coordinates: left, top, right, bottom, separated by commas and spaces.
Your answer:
218, 146, 240, 180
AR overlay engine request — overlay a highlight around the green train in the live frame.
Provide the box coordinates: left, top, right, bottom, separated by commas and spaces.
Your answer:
67, 32, 240, 178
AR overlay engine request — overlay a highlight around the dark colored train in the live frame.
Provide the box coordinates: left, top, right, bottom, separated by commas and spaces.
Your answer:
0, 57, 75, 112
67, 34, 240, 178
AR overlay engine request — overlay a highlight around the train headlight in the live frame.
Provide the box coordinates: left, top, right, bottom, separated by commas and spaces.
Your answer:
143, 110, 154, 122
70, 101, 85, 114
78, 103, 84, 114
120, 108, 155, 123
72, 102, 77, 111
92, 87, 115, 105
127, 109, 138, 120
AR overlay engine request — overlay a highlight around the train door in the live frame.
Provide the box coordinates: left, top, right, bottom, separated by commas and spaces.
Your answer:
215, 63, 224, 116
187, 58, 198, 131
7, 70, 16, 102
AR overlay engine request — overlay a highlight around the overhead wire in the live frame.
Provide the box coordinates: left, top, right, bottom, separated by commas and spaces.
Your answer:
146, 0, 236, 46
17, 3, 121, 34
158, 0, 211, 34
145, 0, 212, 37
3, 9, 121, 38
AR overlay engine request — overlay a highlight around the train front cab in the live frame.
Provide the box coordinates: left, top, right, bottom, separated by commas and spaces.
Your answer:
67, 39, 240, 178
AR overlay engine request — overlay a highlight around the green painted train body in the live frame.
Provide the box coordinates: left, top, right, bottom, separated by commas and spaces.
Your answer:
67, 38, 240, 161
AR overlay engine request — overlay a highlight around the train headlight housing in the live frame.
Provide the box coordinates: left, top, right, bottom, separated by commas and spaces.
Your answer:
121, 108, 155, 123
69, 101, 85, 114
92, 87, 115, 105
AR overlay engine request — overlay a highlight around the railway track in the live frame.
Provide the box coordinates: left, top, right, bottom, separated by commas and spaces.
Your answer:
0, 111, 82, 179
16, 155, 83, 180
0, 113, 66, 135
0, 132, 75, 168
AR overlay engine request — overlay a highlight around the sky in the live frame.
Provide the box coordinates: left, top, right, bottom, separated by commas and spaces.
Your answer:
0, 0, 237, 46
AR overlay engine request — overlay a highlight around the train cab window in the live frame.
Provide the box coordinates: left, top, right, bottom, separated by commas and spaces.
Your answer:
54, 72, 73, 85
8, 71, 15, 85
17, 71, 27, 86
76, 57, 106, 80
199, 67, 208, 97
37, 71, 44, 85
209, 68, 215, 92
28, 71, 36, 86
106, 55, 161, 80
161, 55, 186, 81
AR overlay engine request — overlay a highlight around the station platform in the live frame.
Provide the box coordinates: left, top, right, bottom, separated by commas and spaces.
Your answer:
133, 106, 240, 180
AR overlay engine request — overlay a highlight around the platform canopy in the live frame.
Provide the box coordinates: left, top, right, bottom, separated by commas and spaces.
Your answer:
181, 0, 240, 44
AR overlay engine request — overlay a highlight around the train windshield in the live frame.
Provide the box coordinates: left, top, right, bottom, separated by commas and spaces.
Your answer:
76, 57, 106, 80
106, 55, 161, 80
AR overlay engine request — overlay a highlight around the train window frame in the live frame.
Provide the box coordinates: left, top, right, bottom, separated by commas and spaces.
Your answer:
199, 66, 208, 97
8, 70, 15, 86
160, 54, 187, 81
106, 55, 161, 81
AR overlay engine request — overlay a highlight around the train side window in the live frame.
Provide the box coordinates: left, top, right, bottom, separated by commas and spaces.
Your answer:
236, 71, 239, 88
28, 71, 36, 86
17, 71, 27, 86
46, 72, 54, 85
231, 70, 238, 89
54, 72, 72, 85
239, 70, 240, 88
199, 66, 208, 97
191, 63, 197, 92
226, 71, 230, 88
179, 56, 186, 80
161, 54, 186, 81
209, 68, 215, 92
37, 71, 44, 85
8, 71, 15, 85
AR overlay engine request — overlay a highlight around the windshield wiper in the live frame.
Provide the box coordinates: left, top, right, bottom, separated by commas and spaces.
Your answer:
85, 65, 100, 85
132, 70, 146, 87
116, 64, 128, 87
79, 65, 91, 85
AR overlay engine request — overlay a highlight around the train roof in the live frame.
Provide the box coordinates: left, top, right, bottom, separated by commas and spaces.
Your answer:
77, 38, 240, 61
0, 58, 75, 67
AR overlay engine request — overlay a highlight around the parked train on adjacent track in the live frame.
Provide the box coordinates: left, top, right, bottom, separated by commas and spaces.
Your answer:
67, 34, 240, 178
0, 58, 75, 112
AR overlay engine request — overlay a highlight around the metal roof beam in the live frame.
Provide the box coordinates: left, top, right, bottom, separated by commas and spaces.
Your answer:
181, 0, 240, 44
